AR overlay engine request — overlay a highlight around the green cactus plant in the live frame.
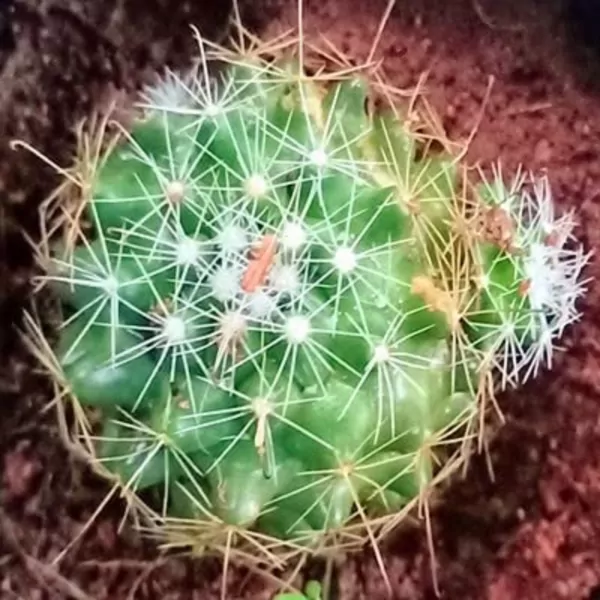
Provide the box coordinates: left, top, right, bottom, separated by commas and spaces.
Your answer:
21, 10, 589, 589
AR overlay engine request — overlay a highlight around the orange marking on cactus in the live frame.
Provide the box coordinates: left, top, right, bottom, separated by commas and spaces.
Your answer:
518, 279, 531, 297
241, 234, 278, 293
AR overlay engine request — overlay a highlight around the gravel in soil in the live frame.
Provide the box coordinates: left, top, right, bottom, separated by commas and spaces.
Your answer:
2, 0, 600, 598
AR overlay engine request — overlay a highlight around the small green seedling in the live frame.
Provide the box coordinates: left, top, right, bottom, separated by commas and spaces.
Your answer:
274, 580, 322, 600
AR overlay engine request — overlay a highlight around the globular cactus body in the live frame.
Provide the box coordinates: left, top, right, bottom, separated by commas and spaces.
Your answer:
30, 30, 588, 564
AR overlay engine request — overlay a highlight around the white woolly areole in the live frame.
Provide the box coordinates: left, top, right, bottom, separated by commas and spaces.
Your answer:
251, 396, 272, 418
162, 315, 187, 344
285, 315, 311, 345
309, 147, 328, 167
165, 180, 186, 204
270, 264, 301, 295
217, 223, 249, 254
210, 265, 241, 302
219, 310, 247, 341
176, 237, 202, 266
204, 101, 221, 118
246, 290, 277, 319
280, 221, 307, 251
372, 343, 391, 364
102, 275, 119, 295
500, 320, 516, 337
477, 273, 490, 290
333, 246, 357, 274
244, 174, 269, 199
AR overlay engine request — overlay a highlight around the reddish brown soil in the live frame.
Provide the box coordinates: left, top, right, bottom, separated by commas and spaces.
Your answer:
2, 0, 600, 598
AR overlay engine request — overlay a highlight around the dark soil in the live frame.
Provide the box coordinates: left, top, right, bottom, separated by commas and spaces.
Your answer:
2, 0, 600, 598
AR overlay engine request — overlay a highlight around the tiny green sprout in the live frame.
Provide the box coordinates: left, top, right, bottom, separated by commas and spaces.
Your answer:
274, 580, 322, 600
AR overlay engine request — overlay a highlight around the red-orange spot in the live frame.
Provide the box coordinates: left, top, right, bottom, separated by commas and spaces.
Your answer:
241, 234, 278, 293
518, 279, 531, 297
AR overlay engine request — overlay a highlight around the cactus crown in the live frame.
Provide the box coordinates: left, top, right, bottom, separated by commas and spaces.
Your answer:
21, 10, 589, 593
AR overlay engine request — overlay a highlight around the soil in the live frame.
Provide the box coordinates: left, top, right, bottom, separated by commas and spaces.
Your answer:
2, 0, 600, 598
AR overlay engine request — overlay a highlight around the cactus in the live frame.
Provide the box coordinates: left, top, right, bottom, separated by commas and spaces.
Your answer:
21, 13, 589, 585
